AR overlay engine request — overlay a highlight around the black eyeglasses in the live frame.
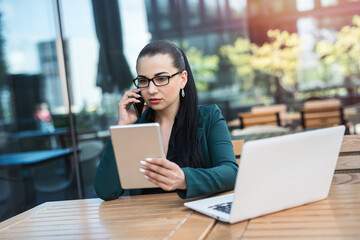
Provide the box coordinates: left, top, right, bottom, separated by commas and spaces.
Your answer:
133, 71, 183, 88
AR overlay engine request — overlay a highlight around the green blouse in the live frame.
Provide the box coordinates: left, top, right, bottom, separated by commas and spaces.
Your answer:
94, 104, 238, 200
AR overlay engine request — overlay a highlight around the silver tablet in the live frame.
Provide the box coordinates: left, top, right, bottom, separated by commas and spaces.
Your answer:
109, 123, 165, 189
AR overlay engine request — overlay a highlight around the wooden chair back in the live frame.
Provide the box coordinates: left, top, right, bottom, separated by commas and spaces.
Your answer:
251, 104, 287, 127
332, 135, 360, 185
238, 112, 281, 129
60, 129, 99, 148
304, 99, 341, 109
227, 118, 241, 131
300, 106, 346, 129
231, 139, 244, 164
251, 104, 287, 114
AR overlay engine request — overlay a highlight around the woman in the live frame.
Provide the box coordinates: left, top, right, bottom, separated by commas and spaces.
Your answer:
95, 40, 238, 200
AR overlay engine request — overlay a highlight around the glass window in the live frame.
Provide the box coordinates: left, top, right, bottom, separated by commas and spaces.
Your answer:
0, 0, 75, 221
204, 0, 219, 23
145, 0, 154, 32
248, 0, 260, 17
61, 0, 101, 114
272, 0, 285, 13
321, 0, 338, 7
157, 0, 171, 30
1, 0, 59, 133
187, 0, 201, 26
157, 0, 169, 15
119, 0, 150, 73
296, 0, 315, 11
228, 0, 247, 18
37, 41, 63, 109
218, 0, 227, 21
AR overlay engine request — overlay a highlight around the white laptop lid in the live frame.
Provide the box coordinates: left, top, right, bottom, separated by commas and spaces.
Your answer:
229, 125, 345, 223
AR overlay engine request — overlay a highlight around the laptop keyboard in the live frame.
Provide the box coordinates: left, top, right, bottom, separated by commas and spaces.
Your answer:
208, 201, 232, 214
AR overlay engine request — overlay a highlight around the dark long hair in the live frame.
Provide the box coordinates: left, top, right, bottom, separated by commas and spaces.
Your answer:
136, 40, 204, 168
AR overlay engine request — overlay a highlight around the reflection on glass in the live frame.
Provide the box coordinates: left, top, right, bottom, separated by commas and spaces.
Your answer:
248, 0, 260, 17
296, 0, 315, 12
229, 0, 247, 18
34, 103, 55, 132
157, 0, 171, 30
204, 0, 218, 23
38, 41, 64, 110
1, 0, 58, 135
272, 0, 285, 13
145, 0, 154, 31
0, 87, 11, 125
187, 0, 200, 26
120, 0, 150, 70
0, 0, 75, 222
321, 0, 338, 7
157, 0, 169, 15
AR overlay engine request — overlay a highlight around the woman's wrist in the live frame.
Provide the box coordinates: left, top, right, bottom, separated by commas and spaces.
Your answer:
178, 170, 187, 190
117, 120, 126, 125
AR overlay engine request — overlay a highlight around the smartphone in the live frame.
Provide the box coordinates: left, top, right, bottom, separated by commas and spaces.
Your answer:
133, 91, 145, 117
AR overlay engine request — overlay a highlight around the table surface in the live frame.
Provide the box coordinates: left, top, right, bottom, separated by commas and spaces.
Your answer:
0, 184, 359, 240
0, 149, 72, 166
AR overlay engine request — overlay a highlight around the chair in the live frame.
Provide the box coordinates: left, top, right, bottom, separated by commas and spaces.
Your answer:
228, 104, 287, 131
332, 135, 360, 185
232, 139, 244, 164
251, 104, 287, 114
300, 106, 347, 130
59, 129, 99, 149
238, 111, 281, 129
31, 156, 74, 203
78, 140, 104, 197
227, 118, 241, 131
344, 103, 360, 134
0, 169, 12, 221
304, 99, 341, 109
301, 99, 348, 131
251, 104, 289, 127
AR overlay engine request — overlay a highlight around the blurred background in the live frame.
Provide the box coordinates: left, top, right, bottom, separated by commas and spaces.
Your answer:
1, 0, 360, 221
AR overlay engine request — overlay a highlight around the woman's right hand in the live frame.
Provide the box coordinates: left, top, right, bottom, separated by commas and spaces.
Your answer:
117, 89, 142, 125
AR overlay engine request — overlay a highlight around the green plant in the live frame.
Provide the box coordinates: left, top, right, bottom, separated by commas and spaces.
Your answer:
316, 15, 360, 81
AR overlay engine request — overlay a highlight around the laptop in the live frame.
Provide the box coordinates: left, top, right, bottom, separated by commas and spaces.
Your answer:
184, 125, 345, 224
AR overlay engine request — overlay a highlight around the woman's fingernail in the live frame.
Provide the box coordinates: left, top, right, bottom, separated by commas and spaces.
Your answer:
139, 168, 145, 173
145, 158, 152, 162
140, 160, 146, 165
144, 175, 149, 179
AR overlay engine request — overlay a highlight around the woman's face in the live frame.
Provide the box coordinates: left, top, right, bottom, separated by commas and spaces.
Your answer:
136, 54, 187, 113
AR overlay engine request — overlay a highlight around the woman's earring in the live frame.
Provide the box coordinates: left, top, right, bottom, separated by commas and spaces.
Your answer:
181, 88, 185, 98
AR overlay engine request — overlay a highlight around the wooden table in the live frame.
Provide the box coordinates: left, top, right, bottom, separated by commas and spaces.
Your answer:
207, 184, 360, 240
0, 192, 214, 240
0, 184, 359, 240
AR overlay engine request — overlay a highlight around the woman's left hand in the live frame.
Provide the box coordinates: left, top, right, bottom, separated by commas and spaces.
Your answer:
140, 158, 187, 191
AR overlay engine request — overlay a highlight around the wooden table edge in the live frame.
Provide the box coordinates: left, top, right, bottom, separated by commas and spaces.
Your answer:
0, 202, 51, 232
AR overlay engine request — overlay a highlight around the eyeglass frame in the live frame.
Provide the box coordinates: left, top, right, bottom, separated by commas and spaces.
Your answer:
132, 71, 183, 88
